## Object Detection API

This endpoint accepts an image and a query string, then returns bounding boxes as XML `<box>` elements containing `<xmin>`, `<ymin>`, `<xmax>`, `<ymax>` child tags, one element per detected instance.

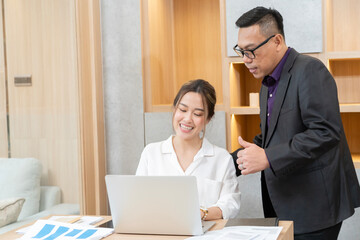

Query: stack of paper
<box><xmin>17</xmin><ymin>220</ymin><xmax>113</xmax><ymax>240</ymax></box>
<box><xmin>186</xmin><ymin>226</ymin><xmax>283</xmax><ymax>240</ymax></box>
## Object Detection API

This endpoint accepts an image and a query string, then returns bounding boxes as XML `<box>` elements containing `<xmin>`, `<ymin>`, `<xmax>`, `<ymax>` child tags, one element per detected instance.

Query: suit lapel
<box><xmin>265</xmin><ymin>72</ymin><xmax>291</xmax><ymax>147</ymax></box>
<box><xmin>260</xmin><ymin>85</ymin><xmax>268</xmax><ymax>148</ymax></box>
<box><xmin>264</xmin><ymin>49</ymin><xmax>299</xmax><ymax>147</ymax></box>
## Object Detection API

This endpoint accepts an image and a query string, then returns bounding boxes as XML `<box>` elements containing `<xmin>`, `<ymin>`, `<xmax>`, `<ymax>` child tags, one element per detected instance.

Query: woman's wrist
<box><xmin>200</xmin><ymin>207</ymin><xmax>208</xmax><ymax>220</ymax></box>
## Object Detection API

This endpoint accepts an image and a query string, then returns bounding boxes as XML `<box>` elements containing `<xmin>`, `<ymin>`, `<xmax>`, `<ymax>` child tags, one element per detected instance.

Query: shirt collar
<box><xmin>199</xmin><ymin>138</ymin><xmax>215</xmax><ymax>157</ymax></box>
<box><xmin>161</xmin><ymin>136</ymin><xmax>174</xmax><ymax>154</ymax></box>
<box><xmin>262</xmin><ymin>47</ymin><xmax>291</xmax><ymax>87</ymax></box>
<box><xmin>161</xmin><ymin>135</ymin><xmax>214</xmax><ymax>157</ymax></box>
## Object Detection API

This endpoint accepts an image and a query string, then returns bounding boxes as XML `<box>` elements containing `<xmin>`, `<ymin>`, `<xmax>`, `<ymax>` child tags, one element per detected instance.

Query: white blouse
<box><xmin>136</xmin><ymin>136</ymin><xmax>241</xmax><ymax>219</ymax></box>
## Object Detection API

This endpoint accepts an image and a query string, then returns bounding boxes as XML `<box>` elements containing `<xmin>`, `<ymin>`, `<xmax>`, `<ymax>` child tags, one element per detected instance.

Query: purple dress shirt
<box><xmin>262</xmin><ymin>47</ymin><xmax>292</xmax><ymax>126</ymax></box>
<box><xmin>261</xmin><ymin>48</ymin><xmax>291</xmax><ymax>169</ymax></box>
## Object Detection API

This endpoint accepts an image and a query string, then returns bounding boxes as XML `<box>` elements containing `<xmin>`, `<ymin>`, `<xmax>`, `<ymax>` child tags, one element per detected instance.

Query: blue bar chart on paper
<box><xmin>18</xmin><ymin>220</ymin><xmax>113</xmax><ymax>240</ymax></box>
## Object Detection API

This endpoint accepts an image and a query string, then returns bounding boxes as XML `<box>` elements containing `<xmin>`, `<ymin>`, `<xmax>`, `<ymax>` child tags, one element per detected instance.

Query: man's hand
<box><xmin>236</xmin><ymin>136</ymin><xmax>269</xmax><ymax>175</ymax></box>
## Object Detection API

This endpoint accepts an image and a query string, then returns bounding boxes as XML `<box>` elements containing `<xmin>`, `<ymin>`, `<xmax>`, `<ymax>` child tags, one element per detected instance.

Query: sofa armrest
<box><xmin>45</xmin><ymin>203</ymin><xmax>80</xmax><ymax>215</ymax></box>
<box><xmin>39</xmin><ymin>186</ymin><xmax>61</xmax><ymax>211</ymax></box>
<box><xmin>0</xmin><ymin>203</ymin><xmax>80</xmax><ymax>235</ymax></box>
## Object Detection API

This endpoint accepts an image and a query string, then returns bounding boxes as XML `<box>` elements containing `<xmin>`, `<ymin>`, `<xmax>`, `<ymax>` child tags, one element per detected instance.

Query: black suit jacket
<box><xmin>234</xmin><ymin>49</ymin><xmax>360</xmax><ymax>234</ymax></box>
<box><xmin>231</xmin><ymin>148</ymin><xmax>243</xmax><ymax>177</ymax></box>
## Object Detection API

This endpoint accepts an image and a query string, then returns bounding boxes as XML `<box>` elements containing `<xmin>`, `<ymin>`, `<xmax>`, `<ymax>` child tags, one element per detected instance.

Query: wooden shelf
<box><xmin>340</xmin><ymin>104</ymin><xmax>360</xmax><ymax>113</ymax></box>
<box><xmin>230</xmin><ymin>107</ymin><xmax>260</xmax><ymax>115</ymax></box>
<box><xmin>326</xmin><ymin>52</ymin><xmax>360</xmax><ymax>60</ymax></box>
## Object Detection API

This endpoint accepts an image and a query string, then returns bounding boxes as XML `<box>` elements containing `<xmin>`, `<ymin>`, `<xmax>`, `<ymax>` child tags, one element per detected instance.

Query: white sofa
<box><xmin>0</xmin><ymin>158</ymin><xmax>79</xmax><ymax>234</ymax></box>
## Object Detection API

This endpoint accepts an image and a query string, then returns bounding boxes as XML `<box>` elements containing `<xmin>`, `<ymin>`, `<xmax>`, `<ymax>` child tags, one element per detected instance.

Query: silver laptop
<box><xmin>105</xmin><ymin>175</ymin><xmax>215</xmax><ymax>236</ymax></box>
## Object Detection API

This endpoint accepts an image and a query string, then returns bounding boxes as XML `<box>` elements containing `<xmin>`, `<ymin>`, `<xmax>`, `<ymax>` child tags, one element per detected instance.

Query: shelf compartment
<box><xmin>230</xmin><ymin>114</ymin><xmax>260</xmax><ymax>152</ymax></box>
<box><xmin>229</xmin><ymin>62</ymin><xmax>262</xmax><ymax>108</ymax></box>
<box><xmin>328</xmin><ymin>58</ymin><xmax>360</xmax><ymax>104</ymax></box>
<box><xmin>353</xmin><ymin>154</ymin><xmax>360</xmax><ymax>169</ymax></box>
<box><xmin>341</xmin><ymin>113</ymin><xmax>360</xmax><ymax>168</ymax></box>
<box><xmin>142</xmin><ymin>0</ymin><xmax>222</xmax><ymax>111</ymax></box>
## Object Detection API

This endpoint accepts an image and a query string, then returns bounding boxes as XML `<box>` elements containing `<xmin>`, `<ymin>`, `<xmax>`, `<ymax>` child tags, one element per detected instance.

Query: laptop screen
<box><xmin>105</xmin><ymin>175</ymin><xmax>208</xmax><ymax>236</ymax></box>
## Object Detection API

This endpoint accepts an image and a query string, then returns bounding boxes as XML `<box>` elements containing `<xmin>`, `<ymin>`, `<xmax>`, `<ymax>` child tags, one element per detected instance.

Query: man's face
<box><xmin>237</xmin><ymin>25</ymin><xmax>278</xmax><ymax>79</ymax></box>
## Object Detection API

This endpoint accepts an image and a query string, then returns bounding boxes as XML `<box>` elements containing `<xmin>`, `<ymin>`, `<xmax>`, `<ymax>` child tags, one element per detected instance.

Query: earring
<box><xmin>199</xmin><ymin>130</ymin><xmax>204</xmax><ymax>139</ymax></box>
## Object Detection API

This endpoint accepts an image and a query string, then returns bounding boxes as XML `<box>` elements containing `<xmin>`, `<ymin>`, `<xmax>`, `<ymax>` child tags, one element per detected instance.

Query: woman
<box><xmin>136</xmin><ymin>79</ymin><xmax>240</xmax><ymax>220</ymax></box>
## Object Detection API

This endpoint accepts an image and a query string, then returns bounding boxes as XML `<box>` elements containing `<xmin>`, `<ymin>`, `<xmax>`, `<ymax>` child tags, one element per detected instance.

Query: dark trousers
<box><xmin>261</xmin><ymin>172</ymin><xmax>343</xmax><ymax>240</ymax></box>
<box><xmin>261</xmin><ymin>171</ymin><xmax>277</xmax><ymax>218</ymax></box>
<box><xmin>294</xmin><ymin>222</ymin><xmax>342</xmax><ymax>240</ymax></box>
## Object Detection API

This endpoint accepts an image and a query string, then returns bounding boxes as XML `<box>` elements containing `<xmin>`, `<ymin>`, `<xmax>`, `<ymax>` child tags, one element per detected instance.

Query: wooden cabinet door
<box><xmin>4</xmin><ymin>0</ymin><xmax>80</xmax><ymax>203</ymax></box>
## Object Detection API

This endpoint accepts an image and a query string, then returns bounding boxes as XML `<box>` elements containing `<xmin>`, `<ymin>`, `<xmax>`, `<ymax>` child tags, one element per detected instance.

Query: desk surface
<box><xmin>104</xmin><ymin>219</ymin><xmax>293</xmax><ymax>240</ymax></box>
<box><xmin>0</xmin><ymin>216</ymin><xmax>293</xmax><ymax>240</ymax></box>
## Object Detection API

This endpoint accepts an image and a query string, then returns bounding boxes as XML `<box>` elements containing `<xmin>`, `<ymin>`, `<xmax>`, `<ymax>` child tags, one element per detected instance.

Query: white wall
<box><xmin>101</xmin><ymin>0</ymin><xmax>144</xmax><ymax>175</ymax></box>
<box><xmin>226</xmin><ymin>0</ymin><xmax>323</xmax><ymax>56</ymax></box>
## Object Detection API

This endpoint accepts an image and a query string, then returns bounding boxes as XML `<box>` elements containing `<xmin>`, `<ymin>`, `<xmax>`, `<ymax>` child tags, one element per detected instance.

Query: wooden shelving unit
<box><xmin>141</xmin><ymin>0</ymin><xmax>360</xmax><ymax>168</ymax></box>
<box><xmin>324</xmin><ymin>0</ymin><xmax>360</xmax><ymax>168</ymax></box>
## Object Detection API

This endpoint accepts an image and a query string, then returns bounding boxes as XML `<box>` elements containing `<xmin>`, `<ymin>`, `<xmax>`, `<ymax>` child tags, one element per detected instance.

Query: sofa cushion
<box><xmin>0</xmin><ymin>158</ymin><xmax>42</xmax><ymax>220</ymax></box>
<box><xmin>0</xmin><ymin>197</ymin><xmax>25</xmax><ymax>227</ymax></box>
<box><xmin>40</xmin><ymin>186</ymin><xmax>61</xmax><ymax>211</ymax></box>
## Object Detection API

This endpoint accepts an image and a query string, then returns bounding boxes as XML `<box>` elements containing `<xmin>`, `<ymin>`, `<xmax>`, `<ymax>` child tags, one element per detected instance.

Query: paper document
<box><xmin>16</xmin><ymin>216</ymin><xmax>105</xmax><ymax>235</ymax></box>
<box><xmin>47</xmin><ymin>216</ymin><xmax>82</xmax><ymax>224</ymax></box>
<box><xmin>48</xmin><ymin>216</ymin><xmax>104</xmax><ymax>226</ymax></box>
<box><xmin>186</xmin><ymin>225</ymin><xmax>283</xmax><ymax>240</ymax></box>
<box><xmin>17</xmin><ymin>220</ymin><xmax>113</xmax><ymax>240</ymax></box>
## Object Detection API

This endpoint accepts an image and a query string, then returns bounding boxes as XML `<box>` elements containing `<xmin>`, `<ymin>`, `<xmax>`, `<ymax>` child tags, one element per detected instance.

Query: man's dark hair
<box><xmin>235</xmin><ymin>6</ymin><xmax>285</xmax><ymax>39</ymax></box>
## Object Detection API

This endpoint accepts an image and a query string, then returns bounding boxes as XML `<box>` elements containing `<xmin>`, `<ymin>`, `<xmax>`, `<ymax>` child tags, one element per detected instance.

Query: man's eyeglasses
<box><xmin>233</xmin><ymin>35</ymin><xmax>275</xmax><ymax>59</ymax></box>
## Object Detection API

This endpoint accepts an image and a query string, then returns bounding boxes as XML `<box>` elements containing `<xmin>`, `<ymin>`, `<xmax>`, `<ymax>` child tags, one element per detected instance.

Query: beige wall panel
<box><xmin>0</xmin><ymin>2</ymin><xmax>8</xmax><ymax>157</ymax></box>
<box><xmin>328</xmin><ymin>0</ymin><xmax>360</xmax><ymax>51</ymax></box>
<box><xmin>229</xmin><ymin>63</ymin><xmax>241</xmax><ymax>107</ymax></box>
<box><xmin>4</xmin><ymin>0</ymin><xmax>79</xmax><ymax>203</ymax></box>
<box><xmin>76</xmin><ymin>0</ymin><xmax>107</xmax><ymax>215</ymax></box>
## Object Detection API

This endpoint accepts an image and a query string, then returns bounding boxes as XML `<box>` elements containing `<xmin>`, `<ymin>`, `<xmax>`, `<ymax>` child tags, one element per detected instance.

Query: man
<box><xmin>232</xmin><ymin>6</ymin><xmax>360</xmax><ymax>239</ymax></box>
